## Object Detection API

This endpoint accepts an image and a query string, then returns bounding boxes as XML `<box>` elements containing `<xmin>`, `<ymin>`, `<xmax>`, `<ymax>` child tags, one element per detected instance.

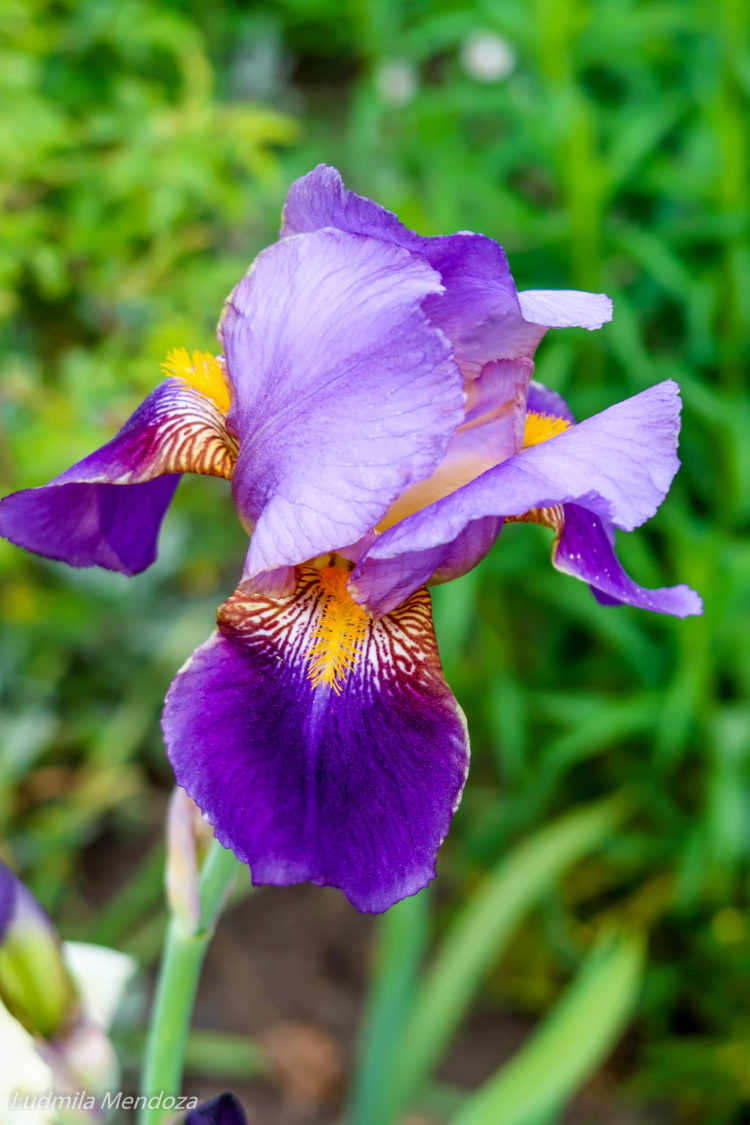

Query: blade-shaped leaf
<box><xmin>451</xmin><ymin>929</ymin><xmax>644</xmax><ymax>1125</ymax></box>
<box><xmin>381</xmin><ymin>798</ymin><xmax>627</xmax><ymax>1121</ymax></box>
<box><xmin>350</xmin><ymin>888</ymin><xmax>430</xmax><ymax>1125</ymax></box>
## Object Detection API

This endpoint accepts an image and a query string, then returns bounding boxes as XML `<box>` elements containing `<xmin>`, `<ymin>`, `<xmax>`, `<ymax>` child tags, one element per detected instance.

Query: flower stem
<box><xmin>138</xmin><ymin>838</ymin><xmax>239</xmax><ymax>1125</ymax></box>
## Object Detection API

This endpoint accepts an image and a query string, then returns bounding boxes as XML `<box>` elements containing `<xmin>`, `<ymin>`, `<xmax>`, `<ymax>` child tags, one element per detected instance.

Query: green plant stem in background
<box><xmin>138</xmin><ymin>839</ymin><xmax>239</xmax><ymax>1125</ymax></box>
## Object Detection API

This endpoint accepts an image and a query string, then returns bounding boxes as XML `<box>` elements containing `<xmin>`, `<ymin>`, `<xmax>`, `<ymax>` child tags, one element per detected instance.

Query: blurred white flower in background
<box><xmin>460</xmin><ymin>31</ymin><xmax>516</xmax><ymax>82</ymax></box>
<box><xmin>62</xmin><ymin>944</ymin><xmax>135</xmax><ymax>1035</ymax></box>
<box><xmin>0</xmin><ymin>943</ymin><xmax>135</xmax><ymax>1125</ymax></box>
<box><xmin>374</xmin><ymin>59</ymin><xmax>418</xmax><ymax>106</ymax></box>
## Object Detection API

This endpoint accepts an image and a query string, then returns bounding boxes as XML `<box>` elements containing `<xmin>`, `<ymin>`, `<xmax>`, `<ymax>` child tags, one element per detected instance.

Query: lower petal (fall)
<box><xmin>0</xmin><ymin>380</ymin><xmax>236</xmax><ymax>574</ymax></box>
<box><xmin>162</xmin><ymin>568</ymin><xmax>470</xmax><ymax>914</ymax></box>
<box><xmin>553</xmin><ymin>504</ymin><xmax>702</xmax><ymax>617</ymax></box>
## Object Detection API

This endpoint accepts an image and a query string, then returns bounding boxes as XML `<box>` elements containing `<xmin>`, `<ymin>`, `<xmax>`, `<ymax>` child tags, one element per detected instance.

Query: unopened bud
<box><xmin>166</xmin><ymin>787</ymin><xmax>215</xmax><ymax>931</ymax></box>
<box><xmin>0</xmin><ymin>861</ymin><xmax>79</xmax><ymax>1039</ymax></box>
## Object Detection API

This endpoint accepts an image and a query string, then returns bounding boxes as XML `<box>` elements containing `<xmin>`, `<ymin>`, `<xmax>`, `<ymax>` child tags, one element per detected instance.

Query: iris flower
<box><xmin>0</xmin><ymin>166</ymin><xmax>702</xmax><ymax>912</ymax></box>
<box><xmin>186</xmin><ymin>1093</ymin><xmax>247</xmax><ymax>1125</ymax></box>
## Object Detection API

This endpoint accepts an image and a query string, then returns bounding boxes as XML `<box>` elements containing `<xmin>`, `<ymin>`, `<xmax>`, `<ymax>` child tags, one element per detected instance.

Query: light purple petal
<box><xmin>375</xmin><ymin>358</ymin><xmax>532</xmax><ymax>537</ymax></box>
<box><xmin>352</xmin><ymin>380</ymin><xmax>684</xmax><ymax>615</ymax></box>
<box><xmin>282</xmin><ymin>163</ymin><xmax>423</xmax><ymax>247</ymax></box>
<box><xmin>464</xmin><ymin>358</ymin><xmax>533</xmax><ymax>430</ymax></box>
<box><xmin>417</xmin><ymin>237</ymin><xmax>526</xmax><ymax>379</ymax></box>
<box><xmin>281</xmin><ymin>165</ymin><xmax>525</xmax><ymax>379</ymax></box>
<box><xmin>527</xmin><ymin>379</ymin><xmax>576</xmax><ymax>423</ymax></box>
<box><xmin>518</xmin><ymin>290</ymin><xmax>613</xmax><ymax>330</ymax></box>
<box><xmin>163</xmin><ymin>568</ymin><xmax>469</xmax><ymax>914</ymax></box>
<box><xmin>554</xmin><ymin>504</ymin><xmax>703</xmax><ymax>617</ymax></box>
<box><xmin>282</xmin><ymin>166</ymin><xmax>611</xmax><ymax>380</ymax></box>
<box><xmin>222</xmin><ymin>228</ymin><xmax>464</xmax><ymax>577</ymax></box>
<box><xmin>0</xmin><ymin>380</ymin><xmax>235</xmax><ymax>574</ymax></box>
<box><xmin>352</xmin><ymin>517</ymin><xmax>502</xmax><ymax>619</ymax></box>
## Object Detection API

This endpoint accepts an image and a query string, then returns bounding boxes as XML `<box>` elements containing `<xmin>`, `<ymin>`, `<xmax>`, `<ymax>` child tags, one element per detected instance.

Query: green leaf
<box><xmin>350</xmin><ymin>888</ymin><xmax>430</xmax><ymax>1125</ymax></box>
<box><xmin>379</xmin><ymin>799</ymin><xmax>627</xmax><ymax>1123</ymax></box>
<box><xmin>183</xmin><ymin>1029</ymin><xmax>266</xmax><ymax>1080</ymax></box>
<box><xmin>451</xmin><ymin>930</ymin><xmax>644</xmax><ymax>1125</ymax></box>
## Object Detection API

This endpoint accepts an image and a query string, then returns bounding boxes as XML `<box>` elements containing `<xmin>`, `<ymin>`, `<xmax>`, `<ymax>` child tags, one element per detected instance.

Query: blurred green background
<box><xmin>1</xmin><ymin>0</ymin><xmax>748</xmax><ymax>1122</ymax></box>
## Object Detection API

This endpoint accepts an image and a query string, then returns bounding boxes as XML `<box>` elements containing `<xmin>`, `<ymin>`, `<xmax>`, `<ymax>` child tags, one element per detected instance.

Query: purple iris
<box><xmin>0</xmin><ymin>166</ymin><xmax>702</xmax><ymax>913</ymax></box>
<box><xmin>185</xmin><ymin>1093</ymin><xmax>247</xmax><ymax>1125</ymax></box>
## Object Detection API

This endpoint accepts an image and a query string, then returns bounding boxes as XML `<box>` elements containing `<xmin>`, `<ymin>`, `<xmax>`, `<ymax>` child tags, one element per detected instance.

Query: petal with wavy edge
<box><xmin>0</xmin><ymin>380</ymin><xmax>236</xmax><ymax>575</ymax></box>
<box><xmin>554</xmin><ymin>504</ymin><xmax>702</xmax><ymax>617</ymax></box>
<box><xmin>223</xmin><ymin>229</ymin><xmax>464</xmax><ymax>577</ymax></box>
<box><xmin>282</xmin><ymin>164</ymin><xmax>524</xmax><ymax>381</ymax></box>
<box><xmin>518</xmin><ymin>289</ymin><xmax>613</xmax><ymax>330</ymax></box>
<box><xmin>281</xmin><ymin>165</ymin><xmax>612</xmax><ymax>380</ymax></box>
<box><xmin>163</xmin><ymin>568</ymin><xmax>469</xmax><ymax>914</ymax></box>
<box><xmin>351</xmin><ymin>381</ymin><xmax>685</xmax><ymax>615</ymax></box>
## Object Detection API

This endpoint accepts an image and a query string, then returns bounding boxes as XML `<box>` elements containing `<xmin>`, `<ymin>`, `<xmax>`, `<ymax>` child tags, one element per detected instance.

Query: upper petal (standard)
<box><xmin>222</xmin><ymin>228</ymin><xmax>464</xmax><ymax>577</ymax></box>
<box><xmin>518</xmin><ymin>289</ymin><xmax>613</xmax><ymax>331</ymax></box>
<box><xmin>281</xmin><ymin>165</ymin><xmax>612</xmax><ymax>380</ymax></box>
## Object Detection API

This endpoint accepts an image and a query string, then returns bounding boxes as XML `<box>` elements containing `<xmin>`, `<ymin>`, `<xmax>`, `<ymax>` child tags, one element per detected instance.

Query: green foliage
<box><xmin>452</xmin><ymin>929</ymin><xmax>644</xmax><ymax>1125</ymax></box>
<box><xmin>1</xmin><ymin>0</ymin><xmax>749</xmax><ymax>1122</ymax></box>
<box><xmin>351</xmin><ymin>801</ymin><xmax>627</xmax><ymax>1125</ymax></box>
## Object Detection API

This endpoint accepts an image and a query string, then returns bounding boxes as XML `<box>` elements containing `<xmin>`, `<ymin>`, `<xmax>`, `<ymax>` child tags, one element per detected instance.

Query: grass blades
<box><xmin>451</xmin><ymin>929</ymin><xmax>644</xmax><ymax>1125</ymax></box>
<box><xmin>352</xmin><ymin>798</ymin><xmax>627</xmax><ymax>1124</ymax></box>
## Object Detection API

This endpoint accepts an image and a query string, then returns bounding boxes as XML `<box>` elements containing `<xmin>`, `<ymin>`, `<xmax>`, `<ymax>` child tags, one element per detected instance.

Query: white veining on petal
<box><xmin>112</xmin><ymin>381</ymin><xmax>237</xmax><ymax>483</ymax></box>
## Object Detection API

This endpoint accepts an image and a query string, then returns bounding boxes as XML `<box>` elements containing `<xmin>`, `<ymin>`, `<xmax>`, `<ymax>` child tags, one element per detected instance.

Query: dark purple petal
<box><xmin>554</xmin><ymin>504</ymin><xmax>702</xmax><ymax>617</ymax></box>
<box><xmin>282</xmin><ymin>166</ymin><xmax>612</xmax><ymax>380</ymax></box>
<box><xmin>0</xmin><ymin>862</ymin><xmax>17</xmax><ymax>943</ymax></box>
<box><xmin>222</xmin><ymin>229</ymin><xmax>464</xmax><ymax>577</ymax></box>
<box><xmin>163</xmin><ymin>568</ymin><xmax>469</xmax><ymax>914</ymax></box>
<box><xmin>0</xmin><ymin>476</ymin><xmax>179</xmax><ymax>575</ymax></box>
<box><xmin>186</xmin><ymin>1094</ymin><xmax>247</xmax><ymax>1125</ymax></box>
<box><xmin>0</xmin><ymin>380</ymin><xmax>236</xmax><ymax>574</ymax></box>
<box><xmin>352</xmin><ymin>381</ymin><xmax>685</xmax><ymax>615</ymax></box>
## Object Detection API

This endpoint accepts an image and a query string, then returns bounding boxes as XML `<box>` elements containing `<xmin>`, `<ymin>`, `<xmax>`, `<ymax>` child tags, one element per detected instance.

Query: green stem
<box><xmin>138</xmin><ymin>839</ymin><xmax>239</xmax><ymax>1125</ymax></box>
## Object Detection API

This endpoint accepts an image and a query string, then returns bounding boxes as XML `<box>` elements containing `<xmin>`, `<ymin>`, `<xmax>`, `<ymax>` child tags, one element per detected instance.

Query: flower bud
<box><xmin>0</xmin><ymin>861</ymin><xmax>79</xmax><ymax>1039</ymax></box>
<box><xmin>166</xmin><ymin>787</ymin><xmax>215</xmax><ymax>932</ymax></box>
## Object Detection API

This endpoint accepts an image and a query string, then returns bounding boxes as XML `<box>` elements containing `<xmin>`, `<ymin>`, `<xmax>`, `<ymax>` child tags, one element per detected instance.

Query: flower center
<box><xmin>522</xmin><ymin>410</ymin><xmax>571</xmax><ymax>447</ymax></box>
<box><xmin>307</xmin><ymin>567</ymin><xmax>369</xmax><ymax>694</ymax></box>
<box><xmin>162</xmin><ymin>348</ymin><xmax>231</xmax><ymax>414</ymax></box>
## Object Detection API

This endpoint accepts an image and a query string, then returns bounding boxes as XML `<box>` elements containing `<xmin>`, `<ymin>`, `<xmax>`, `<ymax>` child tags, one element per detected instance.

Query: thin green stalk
<box><xmin>138</xmin><ymin>839</ymin><xmax>239</xmax><ymax>1125</ymax></box>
